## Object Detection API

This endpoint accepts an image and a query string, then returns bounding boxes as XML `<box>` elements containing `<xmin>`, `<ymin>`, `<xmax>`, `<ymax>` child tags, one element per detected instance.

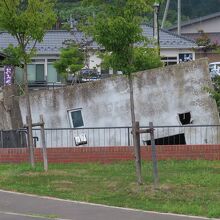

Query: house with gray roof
<box><xmin>0</xmin><ymin>25</ymin><xmax>198</xmax><ymax>86</ymax></box>
<box><xmin>141</xmin><ymin>25</ymin><xmax>197</xmax><ymax>65</ymax></box>
<box><xmin>168</xmin><ymin>12</ymin><xmax>220</xmax><ymax>39</ymax></box>
<box><xmin>168</xmin><ymin>12</ymin><xmax>220</xmax><ymax>62</ymax></box>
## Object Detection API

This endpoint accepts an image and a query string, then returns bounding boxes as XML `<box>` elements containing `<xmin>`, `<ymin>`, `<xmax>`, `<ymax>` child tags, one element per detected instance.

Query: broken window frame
<box><xmin>67</xmin><ymin>108</ymin><xmax>84</xmax><ymax>128</ymax></box>
<box><xmin>177</xmin><ymin>111</ymin><xmax>193</xmax><ymax>125</ymax></box>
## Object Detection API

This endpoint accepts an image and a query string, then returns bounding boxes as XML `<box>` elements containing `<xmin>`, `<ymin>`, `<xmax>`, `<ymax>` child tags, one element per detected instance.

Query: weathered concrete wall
<box><xmin>134</xmin><ymin>59</ymin><xmax>217</xmax><ymax>125</ymax></box>
<box><xmin>0</xmin><ymin>85</ymin><xmax>26</xmax><ymax>148</ymax></box>
<box><xmin>19</xmin><ymin>58</ymin><xmax>220</xmax><ymax>144</ymax></box>
<box><xmin>2</xmin><ymin>85</ymin><xmax>23</xmax><ymax>129</ymax></box>
<box><xmin>0</xmin><ymin>93</ymin><xmax>12</xmax><ymax>130</ymax></box>
<box><xmin>0</xmin><ymin>85</ymin><xmax>23</xmax><ymax>130</ymax></box>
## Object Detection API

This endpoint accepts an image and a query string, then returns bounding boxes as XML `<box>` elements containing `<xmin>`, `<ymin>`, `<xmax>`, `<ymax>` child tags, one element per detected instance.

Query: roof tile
<box><xmin>0</xmin><ymin>25</ymin><xmax>197</xmax><ymax>54</ymax></box>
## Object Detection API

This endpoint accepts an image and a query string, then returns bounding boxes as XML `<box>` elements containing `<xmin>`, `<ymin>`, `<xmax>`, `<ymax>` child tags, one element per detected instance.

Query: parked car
<box><xmin>80</xmin><ymin>68</ymin><xmax>100</xmax><ymax>82</ymax></box>
<box><xmin>66</xmin><ymin>69</ymin><xmax>101</xmax><ymax>84</ymax></box>
<box><xmin>209</xmin><ymin>62</ymin><xmax>220</xmax><ymax>78</ymax></box>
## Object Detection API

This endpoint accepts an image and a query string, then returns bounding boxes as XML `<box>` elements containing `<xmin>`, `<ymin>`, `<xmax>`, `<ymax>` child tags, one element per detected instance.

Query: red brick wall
<box><xmin>0</xmin><ymin>145</ymin><xmax>220</xmax><ymax>164</ymax></box>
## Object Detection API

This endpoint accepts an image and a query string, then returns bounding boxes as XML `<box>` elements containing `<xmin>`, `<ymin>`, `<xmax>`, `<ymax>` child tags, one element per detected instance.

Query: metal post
<box><xmin>0</xmin><ymin>130</ymin><xmax>3</xmax><ymax>148</ymax></box>
<box><xmin>128</xmin><ymin>127</ymin><xmax>131</xmax><ymax>146</ymax></box>
<box><xmin>135</xmin><ymin>121</ymin><xmax>142</xmax><ymax>172</ymax></box>
<box><xmin>26</xmin><ymin>116</ymin><xmax>34</xmax><ymax>165</ymax></box>
<box><xmin>153</xmin><ymin>2</ymin><xmax>160</xmax><ymax>55</ymax></box>
<box><xmin>177</xmin><ymin>0</ymin><xmax>181</xmax><ymax>35</ymax></box>
<box><xmin>149</xmin><ymin>122</ymin><xmax>159</xmax><ymax>189</ymax></box>
<box><xmin>161</xmin><ymin>0</ymin><xmax>170</xmax><ymax>29</ymax></box>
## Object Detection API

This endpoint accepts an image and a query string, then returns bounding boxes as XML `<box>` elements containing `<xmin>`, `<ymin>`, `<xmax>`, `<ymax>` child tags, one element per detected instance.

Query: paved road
<box><xmin>0</xmin><ymin>189</ymin><xmax>218</xmax><ymax>220</ymax></box>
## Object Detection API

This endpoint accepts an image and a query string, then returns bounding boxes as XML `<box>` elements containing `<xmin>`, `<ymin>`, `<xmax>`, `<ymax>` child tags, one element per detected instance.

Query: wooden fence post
<box><xmin>149</xmin><ymin>122</ymin><xmax>159</xmax><ymax>189</ymax></box>
<box><xmin>135</xmin><ymin>121</ymin><xmax>142</xmax><ymax>174</ymax></box>
<box><xmin>40</xmin><ymin>115</ymin><xmax>48</xmax><ymax>172</ymax></box>
<box><xmin>26</xmin><ymin>116</ymin><xmax>35</xmax><ymax>167</ymax></box>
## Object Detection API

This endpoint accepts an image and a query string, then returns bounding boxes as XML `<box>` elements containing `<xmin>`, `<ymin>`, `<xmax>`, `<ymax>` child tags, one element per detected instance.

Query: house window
<box><xmin>36</xmin><ymin>64</ymin><xmax>45</xmax><ymax>81</ymax></box>
<box><xmin>27</xmin><ymin>64</ymin><xmax>45</xmax><ymax>82</ymax></box>
<box><xmin>47</xmin><ymin>63</ymin><xmax>61</xmax><ymax>83</ymax></box>
<box><xmin>15</xmin><ymin>67</ymin><xmax>23</xmax><ymax>83</ymax></box>
<box><xmin>68</xmin><ymin>109</ymin><xmax>84</xmax><ymax>128</ymax></box>
<box><xmin>179</xmin><ymin>53</ymin><xmax>193</xmax><ymax>63</ymax></box>
<box><xmin>161</xmin><ymin>57</ymin><xmax>177</xmax><ymax>66</ymax></box>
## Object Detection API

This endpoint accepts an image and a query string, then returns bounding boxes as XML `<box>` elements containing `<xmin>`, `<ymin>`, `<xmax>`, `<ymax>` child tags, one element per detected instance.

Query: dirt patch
<box><xmin>52</xmin><ymin>180</ymin><xmax>75</xmax><ymax>192</ymax></box>
<box><xmin>21</xmin><ymin>170</ymin><xmax>70</xmax><ymax>177</ymax></box>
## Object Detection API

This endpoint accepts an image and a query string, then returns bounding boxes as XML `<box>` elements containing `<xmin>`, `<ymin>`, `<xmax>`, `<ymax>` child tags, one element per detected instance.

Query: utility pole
<box><xmin>153</xmin><ymin>2</ymin><xmax>160</xmax><ymax>56</ymax></box>
<box><xmin>161</xmin><ymin>0</ymin><xmax>170</xmax><ymax>29</ymax></box>
<box><xmin>177</xmin><ymin>0</ymin><xmax>181</xmax><ymax>35</ymax></box>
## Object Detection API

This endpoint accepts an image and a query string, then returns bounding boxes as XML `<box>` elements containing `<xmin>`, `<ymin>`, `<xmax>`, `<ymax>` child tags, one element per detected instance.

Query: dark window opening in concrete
<box><xmin>144</xmin><ymin>133</ymin><xmax>186</xmax><ymax>145</ymax></box>
<box><xmin>178</xmin><ymin>112</ymin><xmax>192</xmax><ymax>125</ymax></box>
<box><xmin>68</xmin><ymin>109</ymin><xmax>84</xmax><ymax>128</ymax></box>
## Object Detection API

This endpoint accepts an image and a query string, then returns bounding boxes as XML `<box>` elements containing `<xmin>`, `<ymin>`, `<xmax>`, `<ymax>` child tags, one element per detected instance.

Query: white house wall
<box><xmin>88</xmin><ymin>49</ymin><xmax>196</xmax><ymax>72</ymax></box>
<box><xmin>19</xmin><ymin>58</ymin><xmax>219</xmax><ymax>146</ymax></box>
<box><xmin>160</xmin><ymin>49</ymin><xmax>195</xmax><ymax>62</ymax></box>
<box><xmin>26</xmin><ymin>48</ymin><xmax>195</xmax><ymax>80</ymax></box>
<box><xmin>88</xmin><ymin>52</ymin><xmax>102</xmax><ymax>73</ymax></box>
<box><xmin>179</xmin><ymin>17</ymin><xmax>220</xmax><ymax>34</ymax></box>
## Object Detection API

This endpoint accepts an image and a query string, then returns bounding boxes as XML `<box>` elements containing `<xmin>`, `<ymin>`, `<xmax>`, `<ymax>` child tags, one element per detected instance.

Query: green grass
<box><xmin>0</xmin><ymin>160</ymin><xmax>219</xmax><ymax>218</ymax></box>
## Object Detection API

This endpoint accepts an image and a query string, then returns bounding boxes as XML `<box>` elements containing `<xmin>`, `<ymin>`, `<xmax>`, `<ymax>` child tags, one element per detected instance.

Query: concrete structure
<box><xmin>0</xmin><ymin>25</ymin><xmax>198</xmax><ymax>86</ymax></box>
<box><xmin>0</xmin><ymin>85</ymin><xmax>23</xmax><ymax>130</ymax></box>
<box><xmin>18</xmin><ymin>58</ymin><xmax>219</xmax><ymax>145</ymax></box>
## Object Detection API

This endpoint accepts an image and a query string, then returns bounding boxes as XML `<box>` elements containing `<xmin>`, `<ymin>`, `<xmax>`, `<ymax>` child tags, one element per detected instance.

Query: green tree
<box><xmin>83</xmin><ymin>0</ymin><xmax>162</xmax><ymax>184</ymax></box>
<box><xmin>56</xmin><ymin>1</ymin><xmax>99</xmax><ymax>22</ymax></box>
<box><xmin>54</xmin><ymin>0</ymin><xmax>220</xmax><ymax>29</ymax></box>
<box><xmin>196</xmin><ymin>30</ymin><xmax>219</xmax><ymax>53</ymax></box>
<box><xmin>206</xmin><ymin>76</ymin><xmax>220</xmax><ymax>113</ymax></box>
<box><xmin>0</xmin><ymin>0</ymin><xmax>57</xmax><ymax>168</ymax></box>
<box><xmin>1</xmin><ymin>45</ymin><xmax>21</xmax><ymax>67</ymax></box>
<box><xmin>0</xmin><ymin>45</ymin><xmax>23</xmax><ymax>84</ymax></box>
<box><xmin>54</xmin><ymin>44</ymin><xmax>84</xmax><ymax>81</ymax></box>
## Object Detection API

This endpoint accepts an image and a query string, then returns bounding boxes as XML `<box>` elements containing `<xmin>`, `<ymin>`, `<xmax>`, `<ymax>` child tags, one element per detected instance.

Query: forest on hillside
<box><xmin>165</xmin><ymin>0</ymin><xmax>220</xmax><ymax>26</ymax></box>
<box><xmin>55</xmin><ymin>0</ymin><xmax>220</xmax><ymax>28</ymax></box>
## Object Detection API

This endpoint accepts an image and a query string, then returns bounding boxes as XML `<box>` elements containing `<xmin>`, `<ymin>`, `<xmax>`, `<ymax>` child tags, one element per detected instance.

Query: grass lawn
<box><xmin>0</xmin><ymin>160</ymin><xmax>219</xmax><ymax>218</ymax></box>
